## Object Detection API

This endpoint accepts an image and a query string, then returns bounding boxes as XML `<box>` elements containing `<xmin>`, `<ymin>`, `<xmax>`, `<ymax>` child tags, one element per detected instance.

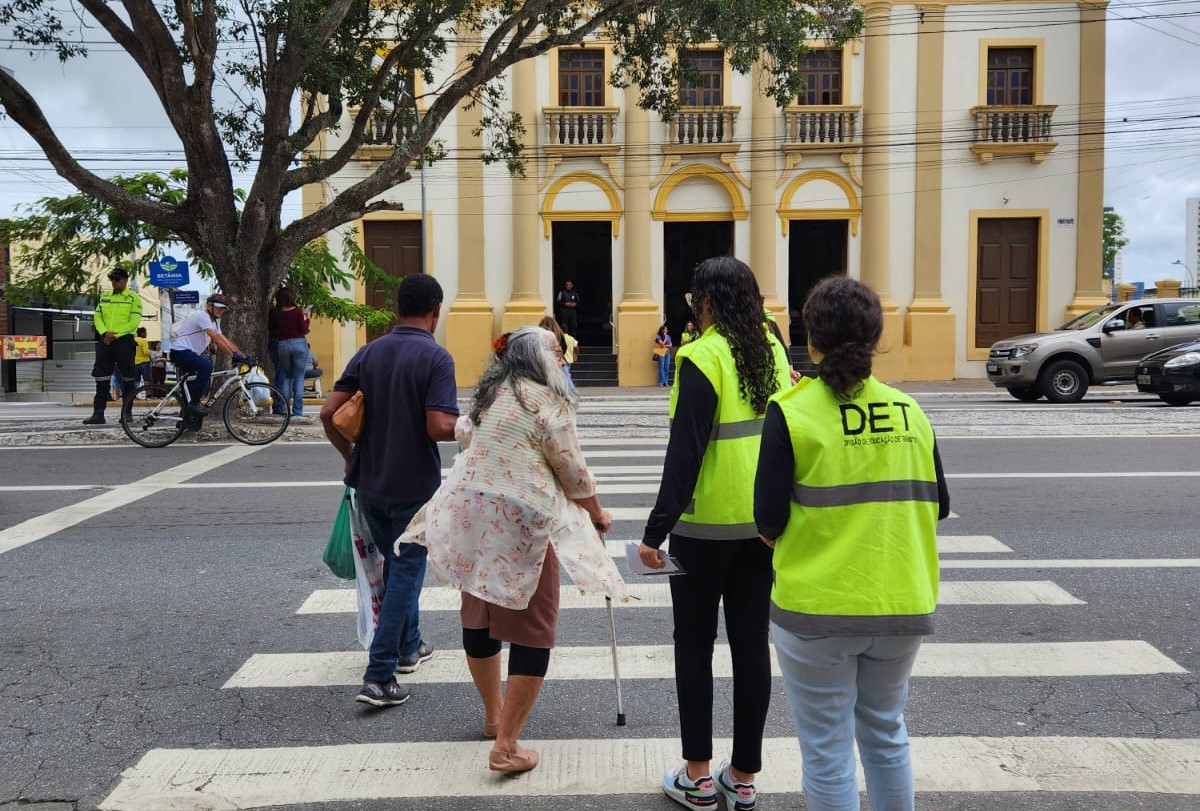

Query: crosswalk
<box><xmin>99</xmin><ymin>425</ymin><xmax>1200</xmax><ymax>809</ymax></box>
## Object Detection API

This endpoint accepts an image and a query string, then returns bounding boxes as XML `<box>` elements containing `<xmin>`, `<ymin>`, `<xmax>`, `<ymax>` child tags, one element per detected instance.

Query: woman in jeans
<box><xmin>268</xmin><ymin>287</ymin><xmax>309</xmax><ymax>416</ymax></box>
<box><xmin>638</xmin><ymin>257</ymin><xmax>791</xmax><ymax>811</ymax></box>
<box><xmin>400</xmin><ymin>326</ymin><xmax>628</xmax><ymax>773</ymax></box>
<box><xmin>654</xmin><ymin>324</ymin><xmax>673</xmax><ymax>386</ymax></box>
<box><xmin>755</xmin><ymin>277</ymin><xmax>950</xmax><ymax>811</ymax></box>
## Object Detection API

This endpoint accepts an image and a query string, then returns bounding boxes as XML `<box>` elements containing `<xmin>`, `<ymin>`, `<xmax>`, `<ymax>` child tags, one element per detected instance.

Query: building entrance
<box><xmin>552</xmin><ymin>221</ymin><xmax>613</xmax><ymax>346</ymax></box>
<box><xmin>975</xmin><ymin>217</ymin><xmax>1038</xmax><ymax>347</ymax></box>
<box><xmin>362</xmin><ymin>220</ymin><xmax>423</xmax><ymax>342</ymax></box>
<box><xmin>663</xmin><ymin>221</ymin><xmax>733</xmax><ymax>341</ymax></box>
<box><xmin>787</xmin><ymin>220</ymin><xmax>848</xmax><ymax>347</ymax></box>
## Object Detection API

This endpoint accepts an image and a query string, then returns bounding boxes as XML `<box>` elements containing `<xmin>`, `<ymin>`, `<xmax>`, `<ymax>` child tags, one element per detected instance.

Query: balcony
<box><xmin>663</xmin><ymin>106</ymin><xmax>740</xmax><ymax>154</ymax></box>
<box><xmin>969</xmin><ymin>104</ymin><xmax>1058</xmax><ymax>164</ymax></box>
<box><xmin>782</xmin><ymin>105</ymin><xmax>862</xmax><ymax>151</ymax></box>
<box><xmin>347</xmin><ymin>107</ymin><xmax>418</xmax><ymax>162</ymax></box>
<box><xmin>543</xmin><ymin>107</ymin><xmax>620</xmax><ymax>157</ymax></box>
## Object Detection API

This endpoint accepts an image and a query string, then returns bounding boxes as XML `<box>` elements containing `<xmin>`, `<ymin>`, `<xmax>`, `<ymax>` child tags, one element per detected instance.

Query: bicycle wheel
<box><xmin>223</xmin><ymin>382</ymin><xmax>290</xmax><ymax>444</ymax></box>
<box><xmin>121</xmin><ymin>384</ymin><xmax>187</xmax><ymax>448</ymax></box>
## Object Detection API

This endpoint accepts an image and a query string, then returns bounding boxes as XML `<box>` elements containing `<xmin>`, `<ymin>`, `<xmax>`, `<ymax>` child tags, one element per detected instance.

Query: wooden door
<box><xmin>976</xmin><ymin>218</ymin><xmax>1038</xmax><ymax>347</ymax></box>
<box><xmin>363</xmin><ymin>220</ymin><xmax>423</xmax><ymax>342</ymax></box>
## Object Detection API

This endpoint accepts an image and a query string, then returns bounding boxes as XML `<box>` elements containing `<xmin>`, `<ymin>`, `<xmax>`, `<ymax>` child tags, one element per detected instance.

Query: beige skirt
<box><xmin>460</xmin><ymin>546</ymin><xmax>560</xmax><ymax>649</ymax></box>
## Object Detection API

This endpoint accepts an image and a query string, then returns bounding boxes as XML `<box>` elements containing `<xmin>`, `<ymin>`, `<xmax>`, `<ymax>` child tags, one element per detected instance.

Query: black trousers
<box><xmin>559</xmin><ymin>307</ymin><xmax>578</xmax><ymax>336</ymax></box>
<box><xmin>90</xmin><ymin>334</ymin><xmax>136</xmax><ymax>414</ymax></box>
<box><xmin>668</xmin><ymin>535</ymin><xmax>774</xmax><ymax>774</ymax></box>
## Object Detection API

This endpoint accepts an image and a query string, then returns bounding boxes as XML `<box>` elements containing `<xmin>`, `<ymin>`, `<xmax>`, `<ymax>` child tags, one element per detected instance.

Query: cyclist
<box><xmin>169</xmin><ymin>293</ymin><xmax>252</xmax><ymax>422</ymax></box>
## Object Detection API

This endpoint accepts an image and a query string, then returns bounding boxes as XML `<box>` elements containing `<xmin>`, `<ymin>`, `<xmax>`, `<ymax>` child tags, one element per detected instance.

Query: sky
<box><xmin>0</xmin><ymin>4</ymin><xmax>1199</xmax><ymax>290</ymax></box>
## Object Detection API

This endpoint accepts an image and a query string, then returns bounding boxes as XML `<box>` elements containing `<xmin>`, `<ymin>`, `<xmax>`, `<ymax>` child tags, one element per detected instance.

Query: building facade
<box><xmin>304</xmin><ymin>0</ymin><xmax>1109</xmax><ymax>387</ymax></box>
<box><xmin>1186</xmin><ymin>197</ymin><xmax>1200</xmax><ymax>289</ymax></box>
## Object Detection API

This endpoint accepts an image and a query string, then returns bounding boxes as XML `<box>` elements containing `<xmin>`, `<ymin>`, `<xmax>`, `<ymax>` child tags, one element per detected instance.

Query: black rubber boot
<box><xmin>83</xmin><ymin>382</ymin><xmax>107</xmax><ymax>425</ymax></box>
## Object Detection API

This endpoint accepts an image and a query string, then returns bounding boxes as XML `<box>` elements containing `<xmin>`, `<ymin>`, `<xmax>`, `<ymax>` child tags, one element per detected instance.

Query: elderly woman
<box><xmin>399</xmin><ymin>325</ymin><xmax>628</xmax><ymax>773</ymax></box>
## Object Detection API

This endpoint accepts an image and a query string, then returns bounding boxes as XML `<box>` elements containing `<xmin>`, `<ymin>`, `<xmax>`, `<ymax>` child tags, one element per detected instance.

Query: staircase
<box><xmin>789</xmin><ymin>345</ymin><xmax>819</xmax><ymax>379</ymax></box>
<box><xmin>570</xmin><ymin>345</ymin><xmax>618</xmax><ymax>387</ymax></box>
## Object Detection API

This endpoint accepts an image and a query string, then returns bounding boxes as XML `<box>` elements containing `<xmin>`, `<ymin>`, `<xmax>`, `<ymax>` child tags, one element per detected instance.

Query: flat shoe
<box><xmin>483</xmin><ymin>721</ymin><xmax>500</xmax><ymax>740</ymax></box>
<box><xmin>488</xmin><ymin>744</ymin><xmax>539</xmax><ymax>773</ymax></box>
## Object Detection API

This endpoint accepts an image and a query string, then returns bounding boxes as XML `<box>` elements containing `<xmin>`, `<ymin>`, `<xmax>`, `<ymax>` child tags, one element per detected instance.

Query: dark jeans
<box><xmin>359</xmin><ymin>494</ymin><xmax>428</xmax><ymax>684</ymax></box>
<box><xmin>90</xmin><ymin>335</ymin><xmax>136</xmax><ymax>414</ymax></box>
<box><xmin>560</xmin><ymin>307</ymin><xmax>578</xmax><ymax>336</ymax></box>
<box><xmin>669</xmin><ymin>535</ymin><xmax>774</xmax><ymax>774</ymax></box>
<box><xmin>169</xmin><ymin>349</ymin><xmax>213</xmax><ymax>408</ymax></box>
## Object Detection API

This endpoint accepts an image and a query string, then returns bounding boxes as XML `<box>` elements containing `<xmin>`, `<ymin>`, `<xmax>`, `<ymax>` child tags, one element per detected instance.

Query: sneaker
<box><xmin>395</xmin><ymin>640</ymin><xmax>434</xmax><ymax>674</ymax></box>
<box><xmin>82</xmin><ymin>415</ymin><xmax>106</xmax><ymax>425</ymax></box>
<box><xmin>663</xmin><ymin>764</ymin><xmax>718</xmax><ymax>809</ymax></box>
<box><xmin>190</xmin><ymin>403</ymin><xmax>211</xmax><ymax>417</ymax></box>
<box><xmin>354</xmin><ymin>679</ymin><xmax>410</xmax><ymax>707</ymax></box>
<box><xmin>716</xmin><ymin>761</ymin><xmax>757</xmax><ymax>811</ymax></box>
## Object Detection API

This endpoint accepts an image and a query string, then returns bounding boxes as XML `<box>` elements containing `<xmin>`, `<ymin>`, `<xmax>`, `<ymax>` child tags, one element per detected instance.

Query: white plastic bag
<box><xmin>348</xmin><ymin>489</ymin><xmax>387</xmax><ymax>650</ymax></box>
<box><xmin>244</xmin><ymin>365</ymin><xmax>272</xmax><ymax>406</ymax></box>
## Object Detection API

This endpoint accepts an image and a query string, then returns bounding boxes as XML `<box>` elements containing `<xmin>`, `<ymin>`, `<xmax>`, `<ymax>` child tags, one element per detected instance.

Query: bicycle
<box><xmin>120</xmin><ymin>361</ymin><xmax>291</xmax><ymax>448</ymax></box>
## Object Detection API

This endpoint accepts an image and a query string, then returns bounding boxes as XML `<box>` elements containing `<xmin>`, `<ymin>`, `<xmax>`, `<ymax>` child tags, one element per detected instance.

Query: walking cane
<box><xmin>605</xmin><ymin>595</ymin><xmax>627</xmax><ymax>726</ymax></box>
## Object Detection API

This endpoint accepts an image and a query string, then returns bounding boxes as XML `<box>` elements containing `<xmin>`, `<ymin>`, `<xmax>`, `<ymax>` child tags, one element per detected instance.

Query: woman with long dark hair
<box><xmin>755</xmin><ymin>276</ymin><xmax>950</xmax><ymax>811</ymax></box>
<box><xmin>638</xmin><ymin>256</ymin><xmax>791</xmax><ymax>811</ymax></box>
<box><xmin>400</xmin><ymin>326</ymin><xmax>628</xmax><ymax>773</ymax></box>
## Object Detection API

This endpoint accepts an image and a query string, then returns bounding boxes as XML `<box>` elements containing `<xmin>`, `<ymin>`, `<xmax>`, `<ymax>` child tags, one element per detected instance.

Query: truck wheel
<box><xmin>1159</xmin><ymin>393</ymin><xmax>1194</xmax><ymax>406</ymax></box>
<box><xmin>1039</xmin><ymin>359</ymin><xmax>1088</xmax><ymax>403</ymax></box>
<box><xmin>1006</xmin><ymin>386</ymin><xmax>1042</xmax><ymax>402</ymax></box>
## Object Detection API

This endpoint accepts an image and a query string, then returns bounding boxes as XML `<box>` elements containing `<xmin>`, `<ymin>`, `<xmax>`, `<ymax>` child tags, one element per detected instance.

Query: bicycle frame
<box><xmin>139</xmin><ymin>366</ymin><xmax>258</xmax><ymax>425</ymax></box>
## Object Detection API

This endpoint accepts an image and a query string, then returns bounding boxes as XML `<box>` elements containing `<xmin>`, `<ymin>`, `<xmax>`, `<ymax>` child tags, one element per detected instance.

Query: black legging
<box><xmin>668</xmin><ymin>535</ymin><xmax>774</xmax><ymax>774</ymax></box>
<box><xmin>462</xmin><ymin>627</ymin><xmax>550</xmax><ymax>678</ymax></box>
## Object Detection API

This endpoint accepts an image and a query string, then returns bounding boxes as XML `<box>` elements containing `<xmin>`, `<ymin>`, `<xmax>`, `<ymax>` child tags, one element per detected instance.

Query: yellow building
<box><xmin>306</xmin><ymin>0</ymin><xmax>1108</xmax><ymax>386</ymax></box>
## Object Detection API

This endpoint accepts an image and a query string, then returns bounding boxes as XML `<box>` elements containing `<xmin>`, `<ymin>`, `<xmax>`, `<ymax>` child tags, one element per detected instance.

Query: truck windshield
<box><xmin>1057</xmin><ymin>303</ymin><xmax>1120</xmax><ymax>331</ymax></box>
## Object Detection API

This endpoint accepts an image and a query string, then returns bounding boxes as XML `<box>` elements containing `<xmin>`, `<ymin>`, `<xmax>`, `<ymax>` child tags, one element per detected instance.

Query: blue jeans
<box><xmin>656</xmin><ymin>352</ymin><xmax>671</xmax><ymax>386</ymax></box>
<box><xmin>771</xmin><ymin>627</ymin><xmax>923</xmax><ymax>811</ymax></box>
<box><xmin>169</xmin><ymin>349</ymin><xmax>212</xmax><ymax>407</ymax></box>
<box><xmin>276</xmin><ymin>338</ymin><xmax>308</xmax><ymax>416</ymax></box>
<box><xmin>359</xmin><ymin>494</ymin><xmax>428</xmax><ymax>684</ymax></box>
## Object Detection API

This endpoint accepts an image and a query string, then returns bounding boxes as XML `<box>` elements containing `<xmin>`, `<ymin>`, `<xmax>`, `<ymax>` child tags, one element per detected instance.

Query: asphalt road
<box><xmin>0</xmin><ymin>387</ymin><xmax>1197</xmax><ymax>811</ymax></box>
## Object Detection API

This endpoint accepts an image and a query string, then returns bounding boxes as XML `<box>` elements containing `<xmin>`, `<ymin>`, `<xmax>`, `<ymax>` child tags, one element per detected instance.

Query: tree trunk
<box><xmin>216</xmin><ymin>252</ymin><xmax>284</xmax><ymax>368</ymax></box>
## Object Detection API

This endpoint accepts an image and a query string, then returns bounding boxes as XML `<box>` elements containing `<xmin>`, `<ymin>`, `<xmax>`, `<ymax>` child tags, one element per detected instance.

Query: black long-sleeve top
<box><xmin>754</xmin><ymin>401</ymin><xmax>951</xmax><ymax>540</ymax></box>
<box><xmin>642</xmin><ymin>360</ymin><xmax>717</xmax><ymax>548</ymax></box>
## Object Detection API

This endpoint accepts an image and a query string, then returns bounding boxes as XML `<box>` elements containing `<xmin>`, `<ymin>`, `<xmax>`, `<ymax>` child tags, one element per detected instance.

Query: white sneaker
<box><xmin>716</xmin><ymin>760</ymin><xmax>757</xmax><ymax>811</ymax></box>
<box><xmin>662</xmin><ymin>763</ymin><xmax>718</xmax><ymax>809</ymax></box>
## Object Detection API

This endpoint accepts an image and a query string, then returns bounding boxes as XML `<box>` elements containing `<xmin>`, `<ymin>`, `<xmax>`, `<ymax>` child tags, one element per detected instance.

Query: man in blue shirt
<box><xmin>320</xmin><ymin>274</ymin><xmax>459</xmax><ymax>707</ymax></box>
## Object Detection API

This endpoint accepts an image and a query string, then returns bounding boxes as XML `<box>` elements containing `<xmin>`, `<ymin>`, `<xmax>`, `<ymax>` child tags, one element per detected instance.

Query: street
<box><xmin>0</xmin><ymin>386</ymin><xmax>1197</xmax><ymax>810</ymax></box>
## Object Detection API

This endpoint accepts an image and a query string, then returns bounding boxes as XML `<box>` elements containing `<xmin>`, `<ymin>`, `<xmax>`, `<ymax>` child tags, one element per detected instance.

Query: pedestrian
<box><xmin>168</xmin><ymin>294</ymin><xmax>251</xmax><ymax>425</ymax></box>
<box><xmin>319</xmin><ymin>274</ymin><xmax>459</xmax><ymax>709</ymax></box>
<box><xmin>399</xmin><ymin>326</ymin><xmax>628</xmax><ymax>772</ymax></box>
<box><xmin>755</xmin><ymin>276</ymin><xmax>950</xmax><ymax>811</ymax></box>
<box><xmin>269</xmin><ymin>287</ymin><xmax>310</xmax><ymax>417</ymax></box>
<box><xmin>638</xmin><ymin>256</ymin><xmax>791</xmax><ymax>811</ymax></box>
<box><xmin>538</xmin><ymin>315</ymin><xmax>574</xmax><ymax>388</ymax></box>
<box><xmin>133</xmin><ymin>327</ymin><xmax>152</xmax><ymax>387</ymax></box>
<box><xmin>556</xmin><ymin>280</ymin><xmax>579</xmax><ymax>336</ymax></box>
<box><xmin>148</xmin><ymin>341</ymin><xmax>167</xmax><ymax>387</ymax></box>
<box><xmin>83</xmin><ymin>267</ymin><xmax>143</xmax><ymax>425</ymax></box>
<box><xmin>653</xmin><ymin>324</ymin><xmax>673</xmax><ymax>387</ymax></box>
<box><xmin>681</xmin><ymin>320</ymin><xmax>698</xmax><ymax>346</ymax></box>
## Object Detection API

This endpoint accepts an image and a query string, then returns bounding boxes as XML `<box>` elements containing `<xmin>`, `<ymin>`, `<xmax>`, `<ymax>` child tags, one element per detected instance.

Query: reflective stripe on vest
<box><xmin>710</xmin><ymin>418</ymin><xmax>765</xmax><ymax>441</ymax></box>
<box><xmin>791</xmin><ymin>479</ymin><xmax>940</xmax><ymax>508</ymax></box>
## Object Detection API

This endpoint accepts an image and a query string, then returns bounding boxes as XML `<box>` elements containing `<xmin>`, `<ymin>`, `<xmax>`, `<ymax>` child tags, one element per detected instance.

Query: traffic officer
<box><xmin>754</xmin><ymin>275</ymin><xmax>950</xmax><ymax>811</ymax></box>
<box><xmin>84</xmin><ymin>268</ymin><xmax>143</xmax><ymax>425</ymax></box>
<box><xmin>639</xmin><ymin>256</ymin><xmax>791</xmax><ymax>811</ymax></box>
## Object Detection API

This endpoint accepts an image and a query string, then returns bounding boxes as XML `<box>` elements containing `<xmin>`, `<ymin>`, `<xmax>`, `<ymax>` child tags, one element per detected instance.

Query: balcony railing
<box><xmin>347</xmin><ymin>107</ymin><xmax>417</xmax><ymax>150</ymax></box>
<box><xmin>969</xmin><ymin>104</ymin><xmax>1058</xmax><ymax>163</ymax></box>
<box><xmin>783</xmin><ymin>106</ymin><xmax>861</xmax><ymax>146</ymax></box>
<box><xmin>667</xmin><ymin>106</ymin><xmax>739</xmax><ymax>146</ymax></box>
<box><xmin>544</xmin><ymin>107</ymin><xmax>619</xmax><ymax>148</ymax></box>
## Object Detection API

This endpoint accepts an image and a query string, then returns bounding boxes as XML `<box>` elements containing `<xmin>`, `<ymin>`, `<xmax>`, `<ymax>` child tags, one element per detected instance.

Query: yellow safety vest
<box><xmin>94</xmin><ymin>288</ymin><xmax>143</xmax><ymax>338</ymax></box>
<box><xmin>669</xmin><ymin>324</ymin><xmax>791</xmax><ymax>539</ymax></box>
<box><xmin>770</xmin><ymin>376</ymin><xmax>940</xmax><ymax>621</ymax></box>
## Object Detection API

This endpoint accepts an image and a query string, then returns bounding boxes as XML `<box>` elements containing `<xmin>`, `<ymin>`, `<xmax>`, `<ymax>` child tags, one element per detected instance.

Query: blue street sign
<box><xmin>172</xmin><ymin>290</ymin><xmax>200</xmax><ymax>304</ymax></box>
<box><xmin>148</xmin><ymin>255</ymin><xmax>190</xmax><ymax>287</ymax></box>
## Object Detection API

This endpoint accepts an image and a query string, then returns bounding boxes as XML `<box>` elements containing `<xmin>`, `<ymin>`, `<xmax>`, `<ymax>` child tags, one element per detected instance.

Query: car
<box><xmin>1135</xmin><ymin>338</ymin><xmax>1200</xmax><ymax>405</ymax></box>
<box><xmin>986</xmin><ymin>298</ymin><xmax>1200</xmax><ymax>403</ymax></box>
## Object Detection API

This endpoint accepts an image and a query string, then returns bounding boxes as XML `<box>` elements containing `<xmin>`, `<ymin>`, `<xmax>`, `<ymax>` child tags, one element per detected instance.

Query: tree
<box><xmin>0</xmin><ymin>171</ymin><xmax>398</xmax><ymax>334</ymax></box>
<box><xmin>0</xmin><ymin>0</ymin><xmax>862</xmax><ymax>353</ymax></box>
<box><xmin>1102</xmin><ymin>209</ymin><xmax>1129</xmax><ymax>281</ymax></box>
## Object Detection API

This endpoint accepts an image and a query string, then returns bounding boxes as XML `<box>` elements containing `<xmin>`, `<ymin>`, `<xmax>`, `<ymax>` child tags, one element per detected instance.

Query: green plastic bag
<box><xmin>322</xmin><ymin>487</ymin><xmax>356</xmax><ymax>580</ymax></box>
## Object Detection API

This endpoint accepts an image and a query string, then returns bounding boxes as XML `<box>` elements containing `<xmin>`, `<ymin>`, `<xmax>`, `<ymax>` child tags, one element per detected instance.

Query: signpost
<box><xmin>148</xmin><ymin>256</ymin><xmax>190</xmax><ymax>287</ymax></box>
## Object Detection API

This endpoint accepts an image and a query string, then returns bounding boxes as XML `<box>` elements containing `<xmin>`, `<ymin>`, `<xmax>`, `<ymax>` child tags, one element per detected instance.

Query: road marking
<box><xmin>940</xmin><ymin>557</ymin><xmax>1200</xmax><ymax>569</ymax></box>
<box><xmin>296</xmin><ymin>579</ymin><xmax>1081</xmax><ymax>615</ymax></box>
<box><xmin>224</xmin><ymin>640</ymin><xmax>1182</xmax><ymax>689</ymax></box>
<box><xmin>608</xmin><ymin>506</ymin><xmax>959</xmax><ymax>522</ymax></box>
<box><xmin>0</xmin><ymin>444</ymin><xmax>262</xmax><ymax>557</ymax></box>
<box><xmin>578</xmin><ymin>437</ymin><xmax>667</xmax><ymax>447</ymax></box>
<box><xmin>99</xmin><ymin>734</ymin><xmax>1200</xmax><ymax>809</ymax></box>
<box><xmin>0</xmin><ymin>484</ymin><xmax>105</xmax><ymax>492</ymax></box>
<box><xmin>948</xmin><ymin>471</ymin><xmax>1200</xmax><ymax>479</ymax></box>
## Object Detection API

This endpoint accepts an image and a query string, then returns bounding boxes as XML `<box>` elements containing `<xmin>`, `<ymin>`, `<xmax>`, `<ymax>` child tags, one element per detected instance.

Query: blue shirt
<box><xmin>334</xmin><ymin>326</ymin><xmax>458</xmax><ymax>504</ymax></box>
